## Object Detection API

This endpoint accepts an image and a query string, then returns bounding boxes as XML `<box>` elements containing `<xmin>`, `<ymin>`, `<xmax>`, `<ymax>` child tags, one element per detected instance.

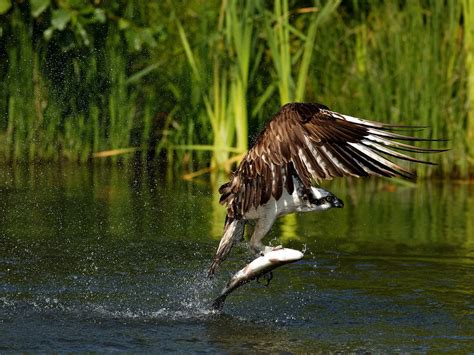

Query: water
<box><xmin>1</xmin><ymin>165</ymin><xmax>473</xmax><ymax>352</ymax></box>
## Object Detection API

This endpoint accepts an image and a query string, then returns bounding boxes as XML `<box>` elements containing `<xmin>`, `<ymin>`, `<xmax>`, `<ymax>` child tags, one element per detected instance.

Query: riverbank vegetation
<box><xmin>0</xmin><ymin>0</ymin><xmax>472</xmax><ymax>178</ymax></box>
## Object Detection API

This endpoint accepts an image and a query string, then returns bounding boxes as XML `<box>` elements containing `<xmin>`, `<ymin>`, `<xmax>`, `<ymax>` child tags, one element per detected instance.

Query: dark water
<box><xmin>1</xmin><ymin>165</ymin><xmax>473</xmax><ymax>352</ymax></box>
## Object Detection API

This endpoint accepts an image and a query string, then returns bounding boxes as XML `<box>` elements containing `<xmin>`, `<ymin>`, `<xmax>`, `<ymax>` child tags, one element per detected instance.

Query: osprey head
<box><xmin>309</xmin><ymin>187</ymin><xmax>344</xmax><ymax>210</ymax></box>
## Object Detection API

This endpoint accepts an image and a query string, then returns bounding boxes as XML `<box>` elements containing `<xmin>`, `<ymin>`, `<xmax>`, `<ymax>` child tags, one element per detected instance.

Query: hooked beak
<box><xmin>333</xmin><ymin>198</ymin><xmax>344</xmax><ymax>208</ymax></box>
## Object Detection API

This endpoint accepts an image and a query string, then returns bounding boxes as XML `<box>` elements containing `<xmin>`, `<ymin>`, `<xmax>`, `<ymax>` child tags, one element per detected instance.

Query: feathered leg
<box><xmin>208</xmin><ymin>218</ymin><xmax>245</xmax><ymax>278</ymax></box>
<box><xmin>249</xmin><ymin>215</ymin><xmax>277</xmax><ymax>255</ymax></box>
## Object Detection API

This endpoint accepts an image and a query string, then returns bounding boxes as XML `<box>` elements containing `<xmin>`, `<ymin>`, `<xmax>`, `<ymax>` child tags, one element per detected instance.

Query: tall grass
<box><xmin>172</xmin><ymin>0</ymin><xmax>259</xmax><ymax>169</ymax></box>
<box><xmin>262</xmin><ymin>0</ymin><xmax>340</xmax><ymax>104</ymax></box>
<box><xmin>0</xmin><ymin>1</ymin><xmax>472</xmax><ymax>177</ymax></box>
<box><xmin>3</xmin><ymin>7</ymin><xmax>36</xmax><ymax>162</ymax></box>
<box><xmin>0</xmin><ymin>2</ymin><xmax>161</xmax><ymax>164</ymax></box>
<box><xmin>306</xmin><ymin>0</ymin><xmax>467</xmax><ymax>177</ymax></box>
<box><xmin>363</xmin><ymin>1</ymin><xmax>465</xmax><ymax>177</ymax></box>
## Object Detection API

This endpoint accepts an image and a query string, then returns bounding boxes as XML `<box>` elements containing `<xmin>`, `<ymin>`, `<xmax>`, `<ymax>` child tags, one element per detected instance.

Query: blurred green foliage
<box><xmin>0</xmin><ymin>0</ymin><xmax>472</xmax><ymax>178</ymax></box>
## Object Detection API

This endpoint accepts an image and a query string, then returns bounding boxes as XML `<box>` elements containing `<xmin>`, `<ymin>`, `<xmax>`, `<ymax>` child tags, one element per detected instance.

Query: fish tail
<box><xmin>207</xmin><ymin>218</ymin><xmax>245</xmax><ymax>278</ymax></box>
<box><xmin>211</xmin><ymin>294</ymin><xmax>226</xmax><ymax>311</ymax></box>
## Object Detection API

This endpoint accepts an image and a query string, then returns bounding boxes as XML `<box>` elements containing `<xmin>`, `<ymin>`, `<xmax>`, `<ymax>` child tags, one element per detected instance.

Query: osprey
<box><xmin>208</xmin><ymin>102</ymin><xmax>444</xmax><ymax>277</ymax></box>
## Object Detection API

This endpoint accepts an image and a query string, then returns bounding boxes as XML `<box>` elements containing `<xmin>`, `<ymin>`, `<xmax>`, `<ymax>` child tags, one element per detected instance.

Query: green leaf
<box><xmin>140</xmin><ymin>28</ymin><xmax>157</xmax><ymax>48</ymax></box>
<box><xmin>125</xmin><ymin>29</ymin><xmax>142</xmax><ymax>51</ymax></box>
<box><xmin>126</xmin><ymin>62</ymin><xmax>161</xmax><ymax>85</ymax></box>
<box><xmin>75</xmin><ymin>21</ymin><xmax>89</xmax><ymax>46</ymax></box>
<box><xmin>30</xmin><ymin>0</ymin><xmax>50</xmax><ymax>18</ymax></box>
<box><xmin>93</xmin><ymin>8</ymin><xmax>106</xmax><ymax>23</ymax></box>
<box><xmin>43</xmin><ymin>26</ymin><xmax>54</xmax><ymax>40</ymax></box>
<box><xmin>0</xmin><ymin>0</ymin><xmax>12</xmax><ymax>15</ymax></box>
<box><xmin>51</xmin><ymin>9</ymin><xmax>71</xmax><ymax>30</ymax></box>
<box><xmin>66</xmin><ymin>0</ymin><xmax>88</xmax><ymax>8</ymax></box>
<box><xmin>118</xmin><ymin>18</ymin><xmax>130</xmax><ymax>30</ymax></box>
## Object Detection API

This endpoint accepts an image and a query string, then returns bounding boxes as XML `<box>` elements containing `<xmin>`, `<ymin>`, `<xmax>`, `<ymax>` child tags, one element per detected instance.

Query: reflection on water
<box><xmin>0</xmin><ymin>164</ymin><xmax>473</xmax><ymax>352</ymax></box>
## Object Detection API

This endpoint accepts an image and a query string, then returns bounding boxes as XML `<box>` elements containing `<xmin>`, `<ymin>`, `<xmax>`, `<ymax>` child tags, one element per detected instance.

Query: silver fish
<box><xmin>211</xmin><ymin>248</ymin><xmax>304</xmax><ymax>310</ymax></box>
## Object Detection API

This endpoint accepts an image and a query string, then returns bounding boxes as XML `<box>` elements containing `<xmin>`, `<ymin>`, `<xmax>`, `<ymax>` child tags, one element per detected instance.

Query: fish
<box><xmin>211</xmin><ymin>248</ymin><xmax>304</xmax><ymax>310</ymax></box>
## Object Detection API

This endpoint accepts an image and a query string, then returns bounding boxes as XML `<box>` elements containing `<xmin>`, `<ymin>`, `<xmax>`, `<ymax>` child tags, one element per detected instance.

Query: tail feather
<box><xmin>208</xmin><ymin>219</ymin><xmax>245</xmax><ymax>278</ymax></box>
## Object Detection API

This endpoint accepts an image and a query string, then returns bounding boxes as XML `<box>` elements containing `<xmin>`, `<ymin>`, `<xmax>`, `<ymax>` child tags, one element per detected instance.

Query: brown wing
<box><xmin>219</xmin><ymin>102</ymin><xmax>446</xmax><ymax>219</ymax></box>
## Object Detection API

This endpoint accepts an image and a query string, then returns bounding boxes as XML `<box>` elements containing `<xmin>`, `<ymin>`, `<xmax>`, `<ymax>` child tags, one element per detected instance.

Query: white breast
<box><xmin>243</xmin><ymin>177</ymin><xmax>304</xmax><ymax>220</ymax></box>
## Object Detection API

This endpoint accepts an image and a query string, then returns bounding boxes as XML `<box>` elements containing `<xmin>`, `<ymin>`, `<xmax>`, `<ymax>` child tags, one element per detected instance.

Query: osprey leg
<box><xmin>208</xmin><ymin>219</ymin><xmax>245</xmax><ymax>277</ymax></box>
<box><xmin>249</xmin><ymin>215</ymin><xmax>276</xmax><ymax>255</ymax></box>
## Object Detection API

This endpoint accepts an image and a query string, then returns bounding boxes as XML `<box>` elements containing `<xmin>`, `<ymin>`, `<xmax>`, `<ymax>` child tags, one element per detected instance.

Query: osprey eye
<box><xmin>326</xmin><ymin>196</ymin><xmax>333</xmax><ymax>202</ymax></box>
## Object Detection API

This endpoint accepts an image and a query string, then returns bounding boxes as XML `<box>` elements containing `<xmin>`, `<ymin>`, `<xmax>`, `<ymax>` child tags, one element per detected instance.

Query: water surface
<box><xmin>1</xmin><ymin>165</ymin><xmax>473</xmax><ymax>352</ymax></box>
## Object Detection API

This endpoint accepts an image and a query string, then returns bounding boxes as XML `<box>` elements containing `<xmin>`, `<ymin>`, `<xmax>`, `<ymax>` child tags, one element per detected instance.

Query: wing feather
<box><xmin>302</xmin><ymin>140</ymin><xmax>328</xmax><ymax>178</ymax></box>
<box><xmin>344</xmin><ymin>144</ymin><xmax>397</xmax><ymax>177</ymax></box>
<box><xmin>272</xmin><ymin>164</ymin><xmax>283</xmax><ymax>200</ymax></box>
<box><xmin>331</xmin><ymin>144</ymin><xmax>370</xmax><ymax>177</ymax></box>
<box><xmin>285</xmin><ymin>164</ymin><xmax>294</xmax><ymax>194</ymax></box>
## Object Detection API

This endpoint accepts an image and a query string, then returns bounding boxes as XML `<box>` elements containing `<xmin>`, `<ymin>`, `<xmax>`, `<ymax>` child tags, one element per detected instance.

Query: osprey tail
<box><xmin>208</xmin><ymin>218</ymin><xmax>245</xmax><ymax>278</ymax></box>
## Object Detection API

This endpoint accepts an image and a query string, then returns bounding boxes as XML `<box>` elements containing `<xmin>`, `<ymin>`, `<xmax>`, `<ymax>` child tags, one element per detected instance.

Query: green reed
<box><xmin>3</xmin><ymin>8</ymin><xmax>35</xmax><ymax>162</ymax></box>
<box><xmin>310</xmin><ymin>0</ymin><xmax>467</xmax><ymax>177</ymax></box>
<box><xmin>0</xmin><ymin>2</ymin><xmax>162</xmax><ymax>164</ymax></box>
<box><xmin>262</xmin><ymin>0</ymin><xmax>340</xmax><ymax>104</ymax></box>
<box><xmin>173</xmin><ymin>0</ymin><xmax>259</xmax><ymax>168</ymax></box>
<box><xmin>0</xmin><ymin>1</ymin><xmax>472</xmax><ymax>178</ymax></box>
<box><xmin>463</xmin><ymin>0</ymin><xmax>474</xmax><ymax>175</ymax></box>
<box><xmin>362</xmin><ymin>0</ymin><xmax>466</xmax><ymax>177</ymax></box>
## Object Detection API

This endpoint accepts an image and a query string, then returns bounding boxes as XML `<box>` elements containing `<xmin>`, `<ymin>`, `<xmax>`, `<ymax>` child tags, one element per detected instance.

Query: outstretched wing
<box><xmin>219</xmin><ymin>102</ymin><xmax>446</xmax><ymax>219</ymax></box>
